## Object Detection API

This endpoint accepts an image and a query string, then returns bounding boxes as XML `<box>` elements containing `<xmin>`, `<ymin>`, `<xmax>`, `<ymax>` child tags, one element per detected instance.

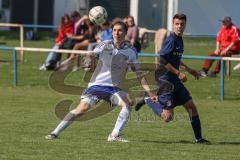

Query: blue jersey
<box><xmin>159</xmin><ymin>32</ymin><xmax>184</xmax><ymax>84</ymax></box>
<box><xmin>154</xmin><ymin>32</ymin><xmax>191</xmax><ymax>108</ymax></box>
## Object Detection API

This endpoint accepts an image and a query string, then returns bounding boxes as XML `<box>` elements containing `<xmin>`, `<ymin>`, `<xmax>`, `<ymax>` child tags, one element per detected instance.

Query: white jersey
<box><xmin>89</xmin><ymin>40</ymin><xmax>139</xmax><ymax>87</ymax></box>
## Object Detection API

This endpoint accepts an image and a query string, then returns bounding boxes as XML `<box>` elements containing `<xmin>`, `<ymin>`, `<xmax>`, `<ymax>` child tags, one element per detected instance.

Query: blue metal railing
<box><xmin>23</xmin><ymin>24</ymin><xmax>58</xmax><ymax>29</ymax></box>
<box><xmin>0</xmin><ymin>46</ymin><xmax>17</xmax><ymax>86</ymax></box>
<box><xmin>138</xmin><ymin>53</ymin><xmax>225</xmax><ymax>101</ymax></box>
<box><xmin>138</xmin><ymin>53</ymin><xmax>222</xmax><ymax>60</ymax></box>
<box><xmin>0</xmin><ymin>47</ymin><xmax>231</xmax><ymax>101</ymax></box>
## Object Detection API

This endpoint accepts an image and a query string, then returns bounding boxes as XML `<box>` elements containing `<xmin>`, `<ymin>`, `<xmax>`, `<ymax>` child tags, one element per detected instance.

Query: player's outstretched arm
<box><xmin>180</xmin><ymin>61</ymin><xmax>199</xmax><ymax>80</ymax></box>
<box><xmin>131</xmin><ymin>63</ymin><xmax>157</xmax><ymax>102</ymax></box>
<box><xmin>165</xmin><ymin>63</ymin><xmax>187</xmax><ymax>82</ymax></box>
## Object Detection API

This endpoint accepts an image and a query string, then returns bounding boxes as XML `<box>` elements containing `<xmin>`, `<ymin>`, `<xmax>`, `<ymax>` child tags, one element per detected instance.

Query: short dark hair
<box><xmin>111</xmin><ymin>20</ymin><xmax>128</xmax><ymax>32</ymax></box>
<box><xmin>70</xmin><ymin>10</ymin><xmax>80</xmax><ymax>19</ymax></box>
<box><xmin>173</xmin><ymin>13</ymin><xmax>187</xmax><ymax>21</ymax></box>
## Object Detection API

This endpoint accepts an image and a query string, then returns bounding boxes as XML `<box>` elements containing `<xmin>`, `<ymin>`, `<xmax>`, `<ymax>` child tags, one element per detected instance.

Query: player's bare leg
<box><xmin>108</xmin><ymin>92</ymin><xmax>132</xmax><ymax>142</ymax></box>
<box><xmin>183</xmin><ymin>99</ymin><xmax>210</xmax><ymax>144</ymax></box>
<box><xmin>45</xmin><ymin>101</ymin><xmax>91</xmax><ymax>140</ymax></box>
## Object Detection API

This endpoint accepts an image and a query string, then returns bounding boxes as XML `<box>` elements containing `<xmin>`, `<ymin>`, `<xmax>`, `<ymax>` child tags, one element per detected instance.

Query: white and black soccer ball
<box><xmin>89</xmin><ymin>6</ymin><xmax>108</xmax><ymax>25</ymax></box>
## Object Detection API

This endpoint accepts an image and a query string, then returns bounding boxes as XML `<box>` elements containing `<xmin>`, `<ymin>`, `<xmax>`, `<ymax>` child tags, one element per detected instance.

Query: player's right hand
<box><xmin>220</xmin><ymin>48</ymin><xmax>229</xmax><ymax>56</ymax></box>
<box><xmin>150</xmin><ymin>95</ymin><xmax>158</xmax><ymax>103</ymax></box>
<box><xmin>178</xmin><ymin>72</ymin><xmax>187</xmax><ymax>82</ymax></box>
<box><xmin>147</xmin><ymin>92</ymin><xmax>158</xmax><ymax>103</ymax></box>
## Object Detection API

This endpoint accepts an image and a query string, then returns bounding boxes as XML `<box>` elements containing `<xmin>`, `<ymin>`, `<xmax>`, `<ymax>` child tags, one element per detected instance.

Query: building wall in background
<box><xmin>89</xmin><ymin>0</ymin><xmax>130</xmax><ymax>21</ymax></box>
<box><xmin>38</xmin><ymin>0</ymin><xmax>54</xmax><ymax>25</ymax></box>
<box><xmin>178</xmin><ymin>0</ymin><xmax>240</xmax><ymax>36</ymax></box>
<box><xmin>10</xmin><ymin>0</ymin><xmax>53</xmax><ymax>26</ymax></box>
<box><xmin>2</xmin><ymin>0</ymin><xmax>240</xmax><ymax>36</ymax></box>
<box><xmin>0</xmin><ymin>0</ymin><xmax>10</xmax><ymax>24</ymax></box>
<box><xmin>10</xmin><ymin>0</ymin><xmax>34</xmax><ymax>24</ymax></box>
<box><xmin>53</xmin><ymin>0</ymin><xmax>129</xmax><ymax>26</ymax></box>
<box><xmin>53</xmin><ymin>0</ymin><xmax>88</xmax><ymax>26</ymax></box>
<box><xmin>138</xmin><ymin>0</ymin><xmax>167</xmax><ymax>30</ymax></box>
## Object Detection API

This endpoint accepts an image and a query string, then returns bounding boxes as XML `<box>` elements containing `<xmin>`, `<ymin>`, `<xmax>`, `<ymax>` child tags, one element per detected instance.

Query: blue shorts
<box><xmin>157</xmin><ymin>82</ymin><xmax>192</xmax><ymax>109</ymax></box>
<box><xmin>82</xmin><ymin>85</ymin><xmax>122</xmax><ymax>102</ymax></box>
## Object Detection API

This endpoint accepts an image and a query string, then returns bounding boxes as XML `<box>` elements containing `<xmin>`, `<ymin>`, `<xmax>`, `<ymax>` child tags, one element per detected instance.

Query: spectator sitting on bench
<box><xmin>125</xmin><ymin>15</ymin><xmax>141</xmax><ymax>52</ymax></box>
<box><xmin>199</xmin><ymin>16</ymin><xmax>240</xmax><ymax>77</ymax></box>
<box><xmin>39</xmin><ymin>14</ymin><xmax>74</xmax><ymax>70</ymax></box>
<box><xmin>62</xmin><ymin>15</ymin><xmax>99</xmax><ymax>71</ymax></box>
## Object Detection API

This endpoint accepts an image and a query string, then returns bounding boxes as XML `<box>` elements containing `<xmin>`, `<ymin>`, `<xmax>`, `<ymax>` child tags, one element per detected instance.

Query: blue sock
<box><xmin>190</xmin><ymin>115</ymin><xmax>202</xmax><ymax>140</ymax></box>
<box><xmin>145</xmin><ymin>98</ymin><xmax>163</xmax><ymax>116</ymax></box>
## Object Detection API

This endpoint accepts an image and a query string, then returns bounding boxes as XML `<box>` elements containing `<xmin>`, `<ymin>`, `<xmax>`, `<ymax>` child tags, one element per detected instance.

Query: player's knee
<box><xmin>74</xmin><ymin>102</ymin><xmax>91</xmax><ymax>115</ymax></box>
<box><xmin>111</xmin><ymin>92</ymin><xmax>133</xmax><ymax>107</ymax></box>
<box><xmin>184</xmin><ymin>100</ymin><xmax>198</xmax><ymax>116</ymax></box>
<box><xmin>190</xmin><ymin>107</ymin><xmax>198</xmax><ymax>116</ymax></box>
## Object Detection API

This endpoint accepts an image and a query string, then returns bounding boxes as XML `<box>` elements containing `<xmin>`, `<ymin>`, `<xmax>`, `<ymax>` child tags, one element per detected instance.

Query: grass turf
<box><xmin>1</xmin><ymin>32</ymin><xmax>240</xmax><ymax>160</ymax></box>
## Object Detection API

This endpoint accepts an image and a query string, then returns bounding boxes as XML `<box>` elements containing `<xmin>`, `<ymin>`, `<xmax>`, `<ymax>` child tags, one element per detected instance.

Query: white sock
<box><xmin>52</xmin><ymin>110</ymin><xmax>79</xmax><ymax>136</ymax></box>
<box><xmin>111</xmin><ymin>106</ymin><xmax>131</xmax><ymax>137</ymax></box>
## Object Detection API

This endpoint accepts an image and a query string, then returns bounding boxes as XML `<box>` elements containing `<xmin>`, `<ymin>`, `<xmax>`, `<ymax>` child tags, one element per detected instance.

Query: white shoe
<box><xmin>233</xmin><ymin>63</ymin><xmax>240</xmax><ymax>70</ymax></box>
<box><xmin>84</xmin><ymin>67</ymin><xmax>91</xmax><ymax>72</ymax></box>
<box><xmin>39</xmin><ymin>64</ymin><xmax>46</xmax><ymax>70</ymax></box>
<box><xmin>72</xmin><ymin>66</ymin><xmax>80</xmax><ymax>72</ymax></box>
<box><xmin>107</xmin><ymin>134</ymin><xmax>129</xmax><ymax>142</ymax></box>
<box><xmin>198</xmin><ymin>70</ymin><xmax>207</xmax><ymax>77</ymax></box>
<box><xmin>45</xmin><ymin>134</ymin><xmax>58</xmax><ymax>140</ymax></box>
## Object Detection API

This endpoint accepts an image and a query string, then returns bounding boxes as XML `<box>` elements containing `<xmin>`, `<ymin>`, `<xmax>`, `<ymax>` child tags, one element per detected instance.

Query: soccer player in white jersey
<box><xmin>45</xmin><ymin>20</ymin><xmax>157</xmax><ymax>142</ymax></box>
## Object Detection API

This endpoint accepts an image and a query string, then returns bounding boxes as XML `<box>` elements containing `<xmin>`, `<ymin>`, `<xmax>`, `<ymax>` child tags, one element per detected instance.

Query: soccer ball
<box><xmin>89</xmin><ymin>6</ymin><xmax>108</xmax><ymax>25</ymax></box>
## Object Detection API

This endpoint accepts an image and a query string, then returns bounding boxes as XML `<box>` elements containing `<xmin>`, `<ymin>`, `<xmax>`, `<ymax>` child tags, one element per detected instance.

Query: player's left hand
<box><xmin>103</xmin><ymin>43</ymin><xmax>114</xmax><ymax>52</ymax></box>
<box><xmin>188</xmin><ymin>69</ymin><xmax>200</xmax><ymax>80</ymax></box>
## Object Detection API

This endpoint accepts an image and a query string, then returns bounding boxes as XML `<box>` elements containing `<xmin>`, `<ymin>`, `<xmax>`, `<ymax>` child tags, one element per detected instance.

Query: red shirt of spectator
<box><xmin>55</xmin><ymin>22</ymin><xmax>74</xmax><ymax>44</ymax></box>
<box><xmin>217</xmin><ymin>23</ymin><xmax>240</xmax><ymax>52</ymax></box>
<box><xmin>55</xmin><ymin>15</ymin><xmax>74</xmax><ymax>45</ymax></box>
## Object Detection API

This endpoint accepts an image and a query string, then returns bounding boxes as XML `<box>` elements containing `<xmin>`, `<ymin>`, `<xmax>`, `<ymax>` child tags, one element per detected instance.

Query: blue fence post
<box><xmin>220</xmin><ymin>60</ymin><xmax>225</xmax><ymax>101</ymax></box>
<box><xmin>12</xmin><ymin>49</ymin><xmax>18</xmax><ymax>86</ymax></box>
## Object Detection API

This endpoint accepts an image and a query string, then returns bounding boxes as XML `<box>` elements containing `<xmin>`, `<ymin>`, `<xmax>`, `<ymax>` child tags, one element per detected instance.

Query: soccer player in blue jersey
<box><xmin>45</xmin><ymin>20</ymin><xmax>157</xmax><ymax>142</ymax></box>
<box><xmin>135</xmin><ymin>13</ymin><xmax>210</xmax><ymax>143</ymax></box>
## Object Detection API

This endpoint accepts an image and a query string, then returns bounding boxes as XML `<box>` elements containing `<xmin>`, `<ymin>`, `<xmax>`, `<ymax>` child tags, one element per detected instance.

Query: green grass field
<box><xmin>1</xmin><ymin>32</ymin><xmax>240</xmax><ymax>160</ymax></box>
